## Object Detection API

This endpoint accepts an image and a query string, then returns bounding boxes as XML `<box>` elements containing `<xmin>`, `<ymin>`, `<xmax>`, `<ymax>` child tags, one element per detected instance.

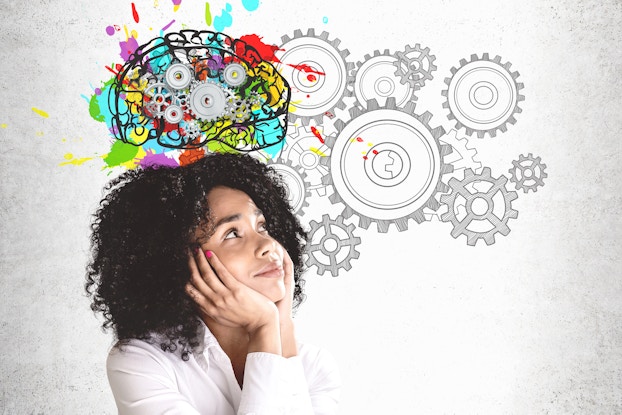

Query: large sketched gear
<box><xmin>440</xmin><ymin>167</ymin><xmax>519</xmax><ymax>246</ymax></box>
<box><xmin>276</xmin><ymin>28</ymin><xmax>354</xmax><ymax>123</ymax></box>
<box><xmin>442</xmin><ymin>53</ymin><xmax>525</xmax><ymax>138</ymax></box>
<box><xmin>393</xmin><ymin>43</ymin><xmax>437</xmax><ymax>89</ymax></box>
<box><xmin>279</xmin><ymin>124</ymin><xmax>332</xmax><ymax>196</ymax></box>
<box><xmin>508</xmin><ymin>153</ymin><xmax>548</xmax><ymax>193</ymax></box>
<box><xmin>322</xmin><ymin>97</ymin><xmax>453</xmax><ymax>233</ymax></box>
<box><xmin>266</xmin><ymin>160</ymin><xmax>311</xmax><ymax>216</ymax></box>
<box><xmin>349</xmin><ymin>49</ymin><xmax>418</xmax><ymax>110</ymax></box>
<box><xmin>306</xmin><ymin>214</ymin><xmax>361</xmax><ymax>277</ymax></box>
<box><xmin>424</xmin><ymin>129</ymin><xmax>483</xmax><ymax>221</ymax></box>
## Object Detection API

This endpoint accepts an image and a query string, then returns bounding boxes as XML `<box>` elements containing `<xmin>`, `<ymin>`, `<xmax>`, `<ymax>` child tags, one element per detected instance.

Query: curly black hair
<box><xmin>85</xmin><ymin>153</ymin><xmax>308</xmax><ymax>359</ymax></box>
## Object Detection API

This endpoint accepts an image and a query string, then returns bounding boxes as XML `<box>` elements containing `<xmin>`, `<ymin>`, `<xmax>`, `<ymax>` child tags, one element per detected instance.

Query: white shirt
<box><xmin>106</xmin><ymin>322</ymin><xmax>341</xmax><ymax>415</ymax></box>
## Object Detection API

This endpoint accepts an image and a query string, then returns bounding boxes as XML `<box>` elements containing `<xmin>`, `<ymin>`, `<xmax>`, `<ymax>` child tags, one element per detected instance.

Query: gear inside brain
<box><xmin>108</xmin><ymin>30</ymin><xmax>290</xmax><ymax>155</ymax></box>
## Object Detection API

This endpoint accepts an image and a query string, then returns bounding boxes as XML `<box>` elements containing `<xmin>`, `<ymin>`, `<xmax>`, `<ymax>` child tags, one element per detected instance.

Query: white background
<box><xmin>0</xmin><ymin>0</ymin><xmax>620</xmax><ymax>413</ymax></box>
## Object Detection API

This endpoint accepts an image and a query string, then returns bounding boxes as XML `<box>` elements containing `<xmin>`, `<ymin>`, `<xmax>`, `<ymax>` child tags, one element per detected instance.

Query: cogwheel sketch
<box><xmin>393</xmin><ymin>43</ymin><xmax>437</xmax><ymax>89</ymax></box>
<box><xmin>322</xmin><ymin>97</ymin><xmax>453</xmax><ymax>233</ymax></box>
<box><xmin>442</xmin><ymin>53</ymin><xmax>524</xmax><ymax>138</ymax></box>
<box><xmin>279</xmin><ymin>124</ymin><xmax>332</xmax><ymax>196</ymax></box>
<box><xmin>424</xmin><ymin>129</ymin><xmax>483</xmax><ymax>221</ymax></box>
<box><xmin>440</xmin><ymin>167</ymin><xmax>519</xmax><ymax>246</ymax></box>
<box><xmin>508</xmin><ymin>153</ymin><xmax>548</xmax><ymax>193</ymax></box>
<box><xmin>267</xmin><ymin>159</ymin><xmax>311</xmax><ymax>216</ymax></box>
<box><xmin>306</xmin><ymin>214</ymin><xmax>361</xmax><ymax>277</ymax></box>
<box><xmin>275</xmin><ymin>28</ymin><xmax>354</xmax><ymax>124</ymax></box>
<box><xmin>348</xmin><ymin>49</ymin><xmax>418</xmax><ymax>110</ymax></box>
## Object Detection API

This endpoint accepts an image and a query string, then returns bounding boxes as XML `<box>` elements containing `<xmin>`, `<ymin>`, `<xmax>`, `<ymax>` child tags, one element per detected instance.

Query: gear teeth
<box><xmin>306</xmin><ymin>214</ymin><xmax>361</xmax><ymax>277</ymax></box>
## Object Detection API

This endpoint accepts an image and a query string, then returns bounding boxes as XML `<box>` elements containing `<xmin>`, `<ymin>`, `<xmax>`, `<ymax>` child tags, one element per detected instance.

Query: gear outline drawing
<box><xmin>508</xmin><ymin>153</ymin><xmax>548</xmax><ymax>193</ymax></box>
<box><xmin>348</xmin><ymin>48</ymin><xmax>419</xmax><ymax>110</ymax></box>
<box><xmin>266</xmin><ymin>159</ymin><xmax>312</xmax><ymax>216</ymax></box>
<box><xmin>279</xmin><ymin>123</ymin><xmax>333</xmax><ymax>197</ymax></box>
<box><xmin>424</xmin><ymin>128</ymin><xmax>483</xmax><ymax>222</ymax></box>
<box><xmin>322</xmin><ymin>97</ymin><xmax>453</xmax><ymax>233</ymax></box>
<box><xmin>276</xmin><ymin>28</ymin><xmax>354</xmax><ymax>124</ymax></box>
<box><xmin>442</xmin><ymin>53</ymin><xmax>525</xmax><ymax>138</ymax></box>
<box><xmin>305</xmin><ymin>214</ymin><xmax>361</xmax><ymax>277</ymax></box>
<box><xmin>440</xmin><ymin>167</ymin><xmax>519</xmax><ymax>246</ymax></box>
<box><xmin>393</xmin><ymin>43</ymin><xmax>437</xmax><ymax>89</ymax></box>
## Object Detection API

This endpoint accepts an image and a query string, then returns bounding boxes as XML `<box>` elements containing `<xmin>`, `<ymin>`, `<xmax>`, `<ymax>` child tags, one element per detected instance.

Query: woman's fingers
<box><xmin>192</xmin><ymin>248</ymin><xmax>228</xmax><ymax>294</ymax></box>
<box><xmin>203</xmin><ymin>250</ymin><xmax>240</xmax><ymax>290</ymax></box>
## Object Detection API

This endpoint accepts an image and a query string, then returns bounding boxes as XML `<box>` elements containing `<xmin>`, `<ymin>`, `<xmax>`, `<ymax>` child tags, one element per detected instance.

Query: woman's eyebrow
<box><xmin>213</xmin><ymin>209</ymin><xmax>264</xmax><ymax>229</ymax></box>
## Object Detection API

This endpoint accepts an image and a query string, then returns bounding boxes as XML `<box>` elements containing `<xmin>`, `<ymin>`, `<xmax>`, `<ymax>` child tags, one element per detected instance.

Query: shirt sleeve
<box><xmin>106</xmin><ymin>343</ymin><xmax>201</xmax><ymax>415</ymax></box>
<box><xmin>238</xmin><ymin>348</ymin><xmax>340</xmax><ymax>415</ymax></box>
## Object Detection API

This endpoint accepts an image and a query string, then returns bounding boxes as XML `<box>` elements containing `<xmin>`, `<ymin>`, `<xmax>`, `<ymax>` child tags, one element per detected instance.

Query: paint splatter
<box><xmin>131</xmin><ymin>3</ymin><xmax>139</xmax><ymax>23</ymax></box>
<box><xmin>1</xmin><ymin>123</ymin><xmax>7</xmax><ymax>128</ymax></box>
<box><xmin>310</xmin><ymin>147</ymin><xmax>326</xmax><ymax>157</ymax></box>
<box><xmin>119</xmin><ymin>36</ymin><xmax>139</xmax><ymax>61</ymax></box>
<box><xmin>213</xmin><ymin>3</ymin><xmax>233</xmax><ymax>32</ymax></box>
<box><xmin>106</xmin><ymin>26</ymin><xmax>115</xmax><ymax>36</ymax></box>
<box><xmin>239</xmin><ymin>34</ymin><xmax>282</xmax><ymax>63</ymax></box>
<box><xmin>32</xmin><ymin>107</ymin><xmax>49</xmax><ymax>118</ymax></box>
<box><xmin>241</xmin><ymin>0</ymin><xmax>260</xmax><ymax>11</ymax></box>
<box><xmin>204</xmin><ymin>2</ymin><xmax>212</xmax><ymax>25</ymax></box>
<box><xmin>59</xmin><ymin>153</ymin><xmax>94</xmax><ymax>166</ymax></box>
<box><xmin>172</xmin><ymin>0</ymin><xmax>182</xmax><ymax>11</ymax></box>
<box><xmin>310</xmin><ymin>126</ymin><xmax>325</xmax><ymax>144</ymax></box>
<box><xmin>323</xmin><ymin>16</ymin><xmax>328</xmax><ymax>24</ymax></box>
<box><xmin>287</xmin><ymin>63</ymin><xmax>325</xmax><ymax>82</ymax></box>
<box><xmin>162</xmin><ymin>19</ymin><xmax>175</xmax><ymax>31</ymax></box>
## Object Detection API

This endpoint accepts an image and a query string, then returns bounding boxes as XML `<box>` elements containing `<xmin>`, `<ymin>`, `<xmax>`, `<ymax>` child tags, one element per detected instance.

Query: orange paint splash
<box><xmin>310</xmin><ymin>126</ymin><xmax>325</xmax><ymax>144</ymax></box>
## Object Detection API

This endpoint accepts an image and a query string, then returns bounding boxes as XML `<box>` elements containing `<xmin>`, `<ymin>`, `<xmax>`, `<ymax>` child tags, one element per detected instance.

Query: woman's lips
<box><xmin>255</xmin><ymin>263</ymin><xmax>284</xmax><ymax>278</ymax></box>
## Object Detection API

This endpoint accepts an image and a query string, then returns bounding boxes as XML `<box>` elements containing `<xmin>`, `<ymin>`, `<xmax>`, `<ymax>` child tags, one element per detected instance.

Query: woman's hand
<box><xmin>186</xmin><ymin>249</ymin><xmax>279</xmax><ymax>335</ymax></box>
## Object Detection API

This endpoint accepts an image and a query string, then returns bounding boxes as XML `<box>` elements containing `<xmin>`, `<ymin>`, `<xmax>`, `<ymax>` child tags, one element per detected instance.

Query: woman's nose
<box><xmin>255</xmin><ymin>233</ymin><xmax>277</xmax><ymax>258</ymax></box>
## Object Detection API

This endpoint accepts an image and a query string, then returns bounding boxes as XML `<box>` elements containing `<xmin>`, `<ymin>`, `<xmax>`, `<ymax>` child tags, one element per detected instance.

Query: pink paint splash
<box><xmin>161</xmin><ymin>19</ymin><xmax>175</xmax><ymax>31</ymax></box>
<box><xmin>119</xmin><ymin>36</ymin><xmax>139</xmax><ymax>61</ymax></box>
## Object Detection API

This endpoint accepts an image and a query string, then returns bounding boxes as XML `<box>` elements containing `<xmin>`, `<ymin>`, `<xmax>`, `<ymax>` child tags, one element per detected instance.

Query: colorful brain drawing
<box><xmin>96</xmin><ymin>30</ymin><xmax>290</xmax><ymax>167</ymax></box>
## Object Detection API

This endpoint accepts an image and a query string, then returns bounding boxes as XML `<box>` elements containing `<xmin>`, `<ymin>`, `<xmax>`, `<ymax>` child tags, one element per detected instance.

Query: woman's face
<box><xmin>197</xmin><ymin>186</ymin><xmax>286</xmax><ymax>302</ymax></box>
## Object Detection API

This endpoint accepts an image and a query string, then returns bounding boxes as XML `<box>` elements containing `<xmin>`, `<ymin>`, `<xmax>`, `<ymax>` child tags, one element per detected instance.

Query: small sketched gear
<box><xmin>165</xmin><ymin>63</ymin><xmax>193</xmax><ymax>90</ymax></box>
<box><xmin>440</xmin><ymin>167</ymin><xmax>519</xmax><ymax>246</ymax></box>
<box><xmin>393</xmin><ymin>43</ymin><xmax>437</xmax><ymax>89</ymax></box>
<box><xmin>350</xmin><ymin>49</ymin><xmax>418</xmax><ymax>110</ymax></box>
<box><xmin>222</xmin><ymin>63</ymin><xmax>247</xmax><ymax>87</ymax></box>
<box><xmin>267</xmin><ymin>160</ymin><xmax>311</xmax><ymax>216</ymax></box>
<box><xmin>183</xmin><ymin>120</ymin><xmax>202</xmax><ymax>140</ymax></box>
<box><xmin>322</xmin><ymin>97</ymin><xmax>453</xmax><ymax>233</ymax></box>
<box><xmin>143</xmin><ymin>81</ymin><xmax>172</xmax><ymax>118</ymax></box>
<box><xmin>508</xmin><ymin>153</ymin><xmax>548</xmax><ymax>193</ymax></box>
<box><xmin>424</xmin><ymin>129</ymin><xmax>483</xmax><ymax>222</ymax></box>
<box><xmin>188</xmin><ymin>81</ymin><xmax>227</xmax><ymax>121</ymax></box>
<box><xmin>306</xmin><ymin>214</ymin><xmax>361</xmax><ymax>277</ymax></box>
<box><xmin>280</xmin><ymin>124</ymin><xmax>332</xmax><ymax>196</ymax></box>
<box><xmin>163</xmin><ymin>105</ymin><xmax>184</xmax><ymax>124</ymax></box>
<box><xmin>442</xmin><ymin>53</ymin><xmax>525</xmax><ymax>138</ymax></box>
<box><xmin>276</xmin><ymin>28</ymin><xmax>354</xmax><ymax>123</ymax></box>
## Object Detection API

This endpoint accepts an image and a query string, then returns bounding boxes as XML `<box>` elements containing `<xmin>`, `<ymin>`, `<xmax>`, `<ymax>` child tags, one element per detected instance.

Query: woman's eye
<box><xmin>224</xmin><ymin>229</ymin><xmax>239</xmax><ymax>240</ymax></box>
<box><xmin>258</xmin><ymin>222</ymin><xmax>268</xmax><ymax>232</ymax></box>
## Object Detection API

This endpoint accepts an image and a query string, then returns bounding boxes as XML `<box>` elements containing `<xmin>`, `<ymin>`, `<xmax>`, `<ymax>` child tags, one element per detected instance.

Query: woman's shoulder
<box><xmin>106</xmin><ymin>338</ymin><xmax>185</xmax><ymax>374</ymax></box>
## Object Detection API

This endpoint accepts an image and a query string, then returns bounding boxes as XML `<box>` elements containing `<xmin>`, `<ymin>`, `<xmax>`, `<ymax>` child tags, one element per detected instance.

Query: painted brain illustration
<box><xmin>108</xmin><ymin>30</ymin><xmax>290</xmax><ymax>155</ymax></box>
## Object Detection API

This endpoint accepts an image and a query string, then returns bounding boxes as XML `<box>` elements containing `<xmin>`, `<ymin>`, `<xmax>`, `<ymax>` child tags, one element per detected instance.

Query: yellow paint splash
<box><xmin>1</xmin><ymin>123</ymin><xmax>7</xmax><ymax>128</ymax></box>
<box><xmin>32</xmin><ymin>107</ymin><xmax>49</xmax><ymax>118</ymax></box>
<box><xmin>36</xmin><ymin>131</ymin><xmax>44</xmax><ymax>136</ymax></box>
<box><xmin>310</xmin><ymin>147</ymin><xmax>326</xmax><ymax>157</ymax></box>
<box><xmin>59</xmin><ymin>153</ymin><xmax>94</xmax><ymax>166</ymax></box>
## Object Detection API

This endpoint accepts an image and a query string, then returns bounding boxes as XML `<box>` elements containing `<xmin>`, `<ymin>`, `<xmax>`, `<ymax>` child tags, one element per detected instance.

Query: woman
<box><xmin>86</xmin><ymin>152</ymin><xmax>341</xmax><ymax>414</ymax></box>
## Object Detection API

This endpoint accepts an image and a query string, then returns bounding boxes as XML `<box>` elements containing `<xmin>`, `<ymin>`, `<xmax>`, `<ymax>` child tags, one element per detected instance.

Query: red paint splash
<box><xmin>372</xmin><ymin>149</ymin><xmax>378</xmax><ymax>155</ymax></box>
<box><xmin>131</xmin><ymin>3</ymin><xmax>139</xmax><ymax>23</ymax></box>
<box><xmin>239</xmin><ymin>34</ymin><xmax>282</xmax><ymax>63</ymax></box>
<box><xmin>356</xmin><ymin>137</ymin><xmax>363</xmax><ymax>142</ymax></box>
<box><xmin>310</xmin><ymin>126</ymin><xmax>325</xmax><ymax>144</ymax></box>
<box><xmin>287</xmin><ymin>63</ymin><xmax>325</xmax><ymax>81</ymax></box>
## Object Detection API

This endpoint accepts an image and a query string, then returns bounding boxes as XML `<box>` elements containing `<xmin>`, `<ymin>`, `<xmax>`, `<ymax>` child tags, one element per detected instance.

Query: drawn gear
<box><xmin>393</xmin><ymin>43</ymin><xmax>437</xmax><ymax>89</ymax></box>
<box><xmin>143</xmin><ymin>81</ymin><xmax>173</xmax><ymax>118</ymax></box>
<box><xmin>276</xmin><ymin>28</ymin><xmax>354</xmax><ymax>124</ymax></box>
<box><xmin>349</xmin><ymin>49</ymin><xmax>418</xmax><ymax>110</ymax></box>
<box><xmin>188</xmin><ymin>81</ymin><xmax>228</xmax><ymax>121</ymax></box>
<box><xmin>183</xmin><ymin>120</ymin><xmax>202</xmax><ymax>141</ymax></box>
<box><xmin>280</xmin><ymin>124</ymin><xmax>333</xmax><ymax>196</ymax></box>
<box><xmin>440</xmin><ymin>167</ymin><xmax>519</xmax><ymax>246</ymax></box>
<box><xmin>306</xmin><ymin>215</ymin><xmax>361</xmax><ymax>277</ymax></box>
<box><xmin>508</xmin><ymin>153</ymin><xmax>547</xmax><ymax>193</ymax></box>
<box><xmin>266</xmin><ymin>160</ymin><xmax>311</xmax><ymax>216</ymax></box>
<box><xmin>321</xmin><ymin>97</ymin><xmax>453</xmax><ymax>233</ymax></box>
<box><xmin>442</xmin><ymin>53</ymin><xmax>525</xmax><ymax>138</ymax></box>
<box><xmin>424</xmin><ymin>129</ymin><xmax>483</xmax><ymax>222</ymax></box>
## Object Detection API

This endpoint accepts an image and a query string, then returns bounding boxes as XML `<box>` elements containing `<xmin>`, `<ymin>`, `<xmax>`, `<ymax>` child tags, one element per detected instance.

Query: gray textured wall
<box><xmin>0</xmin><ymin>0</ymin><xmax>620</xmax><ymax>413</ymax></box>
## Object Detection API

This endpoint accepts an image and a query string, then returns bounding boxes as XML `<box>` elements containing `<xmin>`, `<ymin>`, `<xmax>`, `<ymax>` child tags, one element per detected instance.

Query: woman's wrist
<box><xmin>246</xmin><ymin>309</ymin><xmax>282</xmax><ymax>355</ymax></box>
